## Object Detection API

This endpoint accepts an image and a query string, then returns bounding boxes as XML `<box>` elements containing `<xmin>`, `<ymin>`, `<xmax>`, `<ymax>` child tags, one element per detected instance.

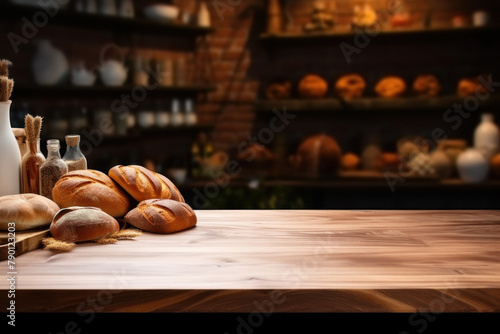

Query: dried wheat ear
<box><xmin>0</xmin><ymin>59</ymin><xmax>14</xmax><ymax>102</ymax></box>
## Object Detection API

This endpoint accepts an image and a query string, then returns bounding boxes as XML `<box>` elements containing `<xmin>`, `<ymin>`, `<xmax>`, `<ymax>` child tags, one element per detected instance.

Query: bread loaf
<box><xmin>375</xmin><ymin>76</ymin><xmax>407</xmax><ymax>98</ymax></box>
<box><xmin>0</xmin><ymin>194</ymin><xmax>60</xmax><ymax>230</ymax></box>
<box><xmin>124</xmin><ymin>199</ymin><xmax>197</xmax><ymax>234</ymax></box>
<box><xmin>52</xmin><ymin>169</ymin><xmax>131</xmax><ymax>218</ymax></box>
<box><xmin>49</xmin><ymin>207</ymin><xmax>119</xmax><ymax>242</ymax></box>
<box><xmin>108</xmin><ymin>165</ymin><xmax>184</xmax><ymax>203</ymax></box>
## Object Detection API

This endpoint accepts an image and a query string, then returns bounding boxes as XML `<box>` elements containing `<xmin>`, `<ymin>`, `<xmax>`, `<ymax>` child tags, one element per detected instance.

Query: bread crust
<box><xmin>0</xmin><ymin>194</ymin><xmax>60</xmax><ymax>230</ymax></box>
<box><xmin>124</xmin><ymin>199</ymin><xmax>196</xmax><ymax>234</ymax></box>
<box><xmin>50</xmin><ymin>206</ymin><xmax>119</xmax><ymax>242</ymax></box>
<box><xmin>108</xmin><ymin>165</ymin><xmax>184</xmax><ymax>203</ymax></box>
<box><xmin>52</xmin><ymin>169</ymin><xmax>131</xmax><ymax>217</ymax></box>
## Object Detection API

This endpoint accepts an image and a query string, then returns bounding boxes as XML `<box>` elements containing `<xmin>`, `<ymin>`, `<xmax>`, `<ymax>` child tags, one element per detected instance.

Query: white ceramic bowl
<box><xmin>144</xmin><ymin>5</ymin><xmax>179</xmax><ymax>22</ymax></box>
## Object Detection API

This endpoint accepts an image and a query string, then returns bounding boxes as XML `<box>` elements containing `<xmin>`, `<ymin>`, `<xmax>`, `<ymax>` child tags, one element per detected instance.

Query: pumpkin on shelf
<box><xmin>289</xmin><ymin>134</ymin><xmax>341</xmax><ymax>178</ymax></box>
<box><xmin>375</xmin><ymin>76</ymin><xmax>407</xmax><ymax>98</ymax></box>
<box><xmin>298</xmin><ymin>74</ymin><xmax>329</xmax><ymax>99</ymax></box>
<box><xmin>334</xmin><ymin>73</ymin><xmax>366</xmax><ymax>100</ymax></box>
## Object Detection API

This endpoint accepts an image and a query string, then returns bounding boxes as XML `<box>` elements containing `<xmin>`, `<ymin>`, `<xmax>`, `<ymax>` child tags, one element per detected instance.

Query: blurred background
<box><xmin>1</xmin><ymin>0</ymin><xmax>500</xmax><ymax>209</ymax></box>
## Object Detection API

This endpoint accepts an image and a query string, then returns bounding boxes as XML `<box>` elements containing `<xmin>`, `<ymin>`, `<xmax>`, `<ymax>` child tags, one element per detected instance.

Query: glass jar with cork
<box><xmin>39</xmin><ymin>139</ymin><xmax>68</xmax><ymax>200</ymax></box>
<box><xmin>63</xmin><ymin>134</ymin><xmax>87</xmax><ymax>172</ymax></box>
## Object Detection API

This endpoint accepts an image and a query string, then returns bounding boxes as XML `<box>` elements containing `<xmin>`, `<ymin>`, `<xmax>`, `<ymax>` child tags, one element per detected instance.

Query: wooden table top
<box><xmin>2</xmin><ymin>210</ymin><xmax>500</xmax><ymax>312</ymax></box>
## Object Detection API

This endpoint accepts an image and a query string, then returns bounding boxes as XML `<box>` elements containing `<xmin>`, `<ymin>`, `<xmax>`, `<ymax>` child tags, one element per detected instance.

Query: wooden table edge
<box><xmin>6</xmin><ymin>288</ymin><xmax>500</xmax><ymax>313</ymax></box>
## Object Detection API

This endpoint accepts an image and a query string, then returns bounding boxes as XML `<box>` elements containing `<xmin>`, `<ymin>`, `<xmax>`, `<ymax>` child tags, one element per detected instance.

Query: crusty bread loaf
<box><xmin>108</xmin><ymin>165</ymin><xmax>184</xmax><ymax>203</ymax></box>
<box><xmin>52</xmin><ymin>169</ymin><xmax>131</xmax><ymax>218</ymax></box>
<box><xmin>0</xmin><ymin>194</ymin><xmax>60</xmax><ymax>231</ymax></box>
<box><xmin>50</xmin><ymin>206</ymin><xmax>119</xmax><ymax>242</ymax></box>
<box><xmin>124</xmin><ymin>199</ymin><xmax>196</xmax><ymax>234</ymax></box>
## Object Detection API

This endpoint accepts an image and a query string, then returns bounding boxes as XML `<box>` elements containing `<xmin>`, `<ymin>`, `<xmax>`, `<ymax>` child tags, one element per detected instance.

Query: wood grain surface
<box><xmin>1</xmin><ymin>210</ymin><xmax>500</xmax><ymax>312</ymax></box>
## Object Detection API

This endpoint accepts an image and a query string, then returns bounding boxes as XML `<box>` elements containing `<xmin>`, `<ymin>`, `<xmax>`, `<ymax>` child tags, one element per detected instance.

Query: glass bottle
<box><xmin>170</xmin><ymin>98</ymin><xmax>184</xmax><ymax>127</ymax></box>
<box><xmin>39</xmin><ymin>139</ymin><xmax>68</xmax><ymax>200</ymax></box>
<box><xmin>184</xmin><ymin>98</ymin><xmax>197</xmax><ymax>126</ymax></box>
<box><xmin>63</xmin><ymin>135</ymin><xmax>87</xmax><ymax>172</ymax></box>
<box><xmin>22</xmin><ymin>138</ymin><xmax>46</xmax><ymax>194</ymax></box>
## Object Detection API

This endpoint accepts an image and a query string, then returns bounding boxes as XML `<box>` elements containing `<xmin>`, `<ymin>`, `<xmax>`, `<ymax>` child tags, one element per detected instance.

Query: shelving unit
<box><xmin>255</xmin><ymin>95</ymin><xmax>500</xmax><ymax>113</ymax></box>
<box><xmin>0</xmin><ymin>3</ymin><xmax>214</xmax><ymax>37</ymax></box>
<box><xmin>260</xmin><ymin>25</ymin><xmax>500</xmax><ymax>43</ymax></box>
<box><xmin>0</xmin><ymin>2</ymin><xmax>216</xmax><ymax>175</ymax></box>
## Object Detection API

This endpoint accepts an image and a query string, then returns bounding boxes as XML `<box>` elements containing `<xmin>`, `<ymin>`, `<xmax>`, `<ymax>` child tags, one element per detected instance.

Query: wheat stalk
<box><xmin>0</xmin><ymin>59</ymin><xmax>13</xmax><ymax>102</ymax></box>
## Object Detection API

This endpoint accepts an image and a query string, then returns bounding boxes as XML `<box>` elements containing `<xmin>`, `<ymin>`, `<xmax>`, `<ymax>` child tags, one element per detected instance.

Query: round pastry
<box><xmin>109</xmin><ymin>165</ymin><xmax>185</xmax><ymax>203</ymax></box>
<box><xmin>124</xmin><ymin>199</ymin><xmax>197</xmax><ymax>234</ymax></box>
<box><xmin>377</xmin><ymin>152</ymin><xmax>401</xmax><ymax>172</ymax></box>
<box><xmin>289</xmin><ymin>134</ymin><xmax>342</xmax><ymax>177</ymax></box>
<box><xmin>265</xmin><ymin>81</ymin><xmax>292</xmax><ymax>100</ymax></box>
<box><xmin>413</xmin><ymin>74</ymin><xmax>442</xmax><ymax>97</ymax></box>
<box><xmin>0</xmin><ymin>194</ymin><xmax>60</xmax><ymax>231</ymax></box>
<box><xmin>457</xmin><ymin>77</ymin><xmax>488</xmax><ymax>97</ymax></box>
<box><xmin>52</xmin><ymin>169</ymin><xmax>131</xmax><ymax>218</ymax></box>
<box><xmin>334</xmin><ymin>74</ymin><xmax>366</xmax><ymax>100</ymax></box>
<box><xmin>375</xmin><ymin>76</ymin><xmax>407</xmax><ymax>98</ymax></box>
<box><xmin>298</xmin><ymin>74</ymin><xmax>329</xmax><ymax>99</ymax></box>
<box><xmin>341</xmin><ymin>152</ymin><xmax>361</xmax><ymax>171</ymax></box>
<box><xmin>49</xmin><ymin>206</ymin><xmax>119</xmax><ymax>243</ymax></box>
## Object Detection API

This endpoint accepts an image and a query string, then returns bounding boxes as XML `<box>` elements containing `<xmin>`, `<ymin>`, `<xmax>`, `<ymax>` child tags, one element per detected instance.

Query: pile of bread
<box><xmin>0</xmin><ymin>165</ymin><xmax>196</xmax><ymax>249</ymax></box>
<box><xmin>266</xmin><ymin>73</ymin><xmax>489</xmax><ymax>100</ymax></box>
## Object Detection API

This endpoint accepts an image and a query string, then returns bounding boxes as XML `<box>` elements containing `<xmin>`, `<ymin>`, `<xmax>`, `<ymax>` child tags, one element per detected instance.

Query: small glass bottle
<box><xmin>22</xmin><ymin>139</ymin><xmax>46</xmax><ymax>194</ymax></box>
<box><xmin>170</xmin><ymin>98</ymin><xmax>184</xmax><ymax>127</ymax></box>
<box><xmin>184</xmin><ymin>98</ymin><xmax>197</xmax><ymax>126</ymax></box>
<box><xmin>63</xmin><ymin>135</ymin><xmax>87</xmax><ymax>172</ymax></box>
<box><xmin>39</xmin><ymin>139</ymin><xmax>68</xmax><ymax>200</ymax></box>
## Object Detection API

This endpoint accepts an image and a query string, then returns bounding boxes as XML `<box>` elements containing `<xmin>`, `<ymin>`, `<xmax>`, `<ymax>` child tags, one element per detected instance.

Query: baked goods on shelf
<box><xmin>289</xmin><ymin>134</ymin><xmax>342</xmax><ymax>177</ymax></box>
<box><xmin>334</xmin><ymin>74</ymin><xmax>366</xmax><ymax>100</ymax></box>
<box><xmin>457</xmin><ymin>77</ymin><xmax>488</xmax><ymax>97</ymax></box>
<box><xmin>265</xmin><ymin>80</ymin><xmax>292</xmax><ymax>100</ymax></box>
<box><xmin>413</xmin><ymin>74</ymin><xmax>442</xmax><ymax>97</ymax></box>
<box><xmin>298</xmin><ymin>74</ymin><xmax>329</xmax><ymax>99</ymax></box>
<box><xmin>52</xmin><ymin>169</ymin><xmax>131</xmax><ymax>218</ymax></box>
<box><xmin>49</xmin><ymin>206</ymin><xmax>119</xmax><ymax>243</ymax></box>
<box><xmin>375</xmin><ymin>76</ymin><xmax>407</xmax><ymax>98</ymax></box>
<box><xmin>0</xmin><ymin>194</ymin><xmax>60</xmax><ymax>231</ymax></box>
<box><xmin>341</xmin><ymin>152</ymin><xmax>361</xmax><ymax>171</ymax></box>
<box><xmin>125</xmin><ymin>199</ymin><xmax>197</xmax><ymax>234</ymax></box>
<box><xmin>108</xmin><ymin>165</ymin><xmax>184</xmax><ymax>203</ymax></box>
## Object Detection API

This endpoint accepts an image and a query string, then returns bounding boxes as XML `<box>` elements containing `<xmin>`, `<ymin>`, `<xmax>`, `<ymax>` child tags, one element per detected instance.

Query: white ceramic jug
<box><xmin>0</xmin><ymin>101</ymin><xmax>21</xmax><ymax>196</ymax></box>
<box><xmin>474</xmin><ymin>113</ymin><xmax>499</xmax><ymax>160</ymax></box>
<box><xmin>98</xmin><ymin>44</ymin><xmax>128</xmax><ymax>86</ymax></box>
<box><xmin>457</xmin><ymin>148</ymin><xmax>489</xmax><ymax>183</ymax></box>
<box><xmin>32</xmin><ymin>40</ymin><xmax>69</xmax><ymax>85</ymax></box>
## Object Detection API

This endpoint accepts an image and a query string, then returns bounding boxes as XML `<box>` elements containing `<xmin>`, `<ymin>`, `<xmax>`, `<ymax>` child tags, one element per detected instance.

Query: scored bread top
<box><xmin>52</xmin><ymin>169</ymin><xmax>131</xmax><ymax>218</ymax></box>
<box><xmin>124</xmin><ymin>199</ymin><xmax>196</xmax><ymax>234</ymax></box>
<box><xmin>108</xmin><ymin>165</ymin><xmax>184</xmax><ymax>203</ymax></box>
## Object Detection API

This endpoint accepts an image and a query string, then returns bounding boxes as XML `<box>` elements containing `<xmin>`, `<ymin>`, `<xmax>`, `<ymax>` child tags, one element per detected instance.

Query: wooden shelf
<box><xmin>260</xmin><ymin>26</ymin><xmax>500</xmax><ymax>43</ymax></box>
<box><xmin>255</xmin><ymin>95</ymin><xmax>500</xmax><ymax>112</ymax></box>
<box><xmin>0</xmin><ymin>3</ymin><xmax>214</xmax><ymax>37</ymax></box>
<box><xmin>12</xmin><ymin>84</ymin><xmax>216</xmax><ymax>98</ymax></box>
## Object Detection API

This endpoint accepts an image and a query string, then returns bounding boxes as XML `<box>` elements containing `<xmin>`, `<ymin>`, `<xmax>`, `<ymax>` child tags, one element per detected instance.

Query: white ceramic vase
<box><xmin>0</xmin><ymin>101</ymin><xmax>21</xmax><ymax>196</ymax></box>
<box><xmin>474</xmin><ymin>113</ymin><xmax>500</xmax><ymax>160</ymax></box>
<box><xmin>456</xmin><ymin>148</ymin><xmax>489</xmax><ymax>183</ymax></box>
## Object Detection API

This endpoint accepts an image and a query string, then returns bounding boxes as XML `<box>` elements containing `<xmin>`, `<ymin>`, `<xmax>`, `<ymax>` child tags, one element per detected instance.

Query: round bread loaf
<box><xmin>413</xmin><ymin>74</ymin><xmax>441</xmax><ymax>97</ymax></box>
<box><xmin>50</xmin><ymin>207</ymin><xmax>120</xmax><ymax>242</ymax></box>
<box><xmin>52</xmin><ymin>169</ymin><xmax>131</xmax><ymax>218</ymax></box>
<box><xmin>108</xmin><ymin>165</ymin><xmax>184</xmax><ymax>203</ymax></box>
<box><xmin>334</xmin><ymin>74</ymin><xmax>366</xmax><ymax>100</ymax></box>
<box><xmin>124</xmin><ymin>199</ymin><xmax>197</xmax><ymax>234</ymax></box>
<box><xmin>0</xmin><ymin>194</ymin><xmax>60</xmax><ymax>231</ymax></box>
<box><xmin>375</xmin><ymin>76</ymin><xmax>407</xmax><ymax>98</ymax></box>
